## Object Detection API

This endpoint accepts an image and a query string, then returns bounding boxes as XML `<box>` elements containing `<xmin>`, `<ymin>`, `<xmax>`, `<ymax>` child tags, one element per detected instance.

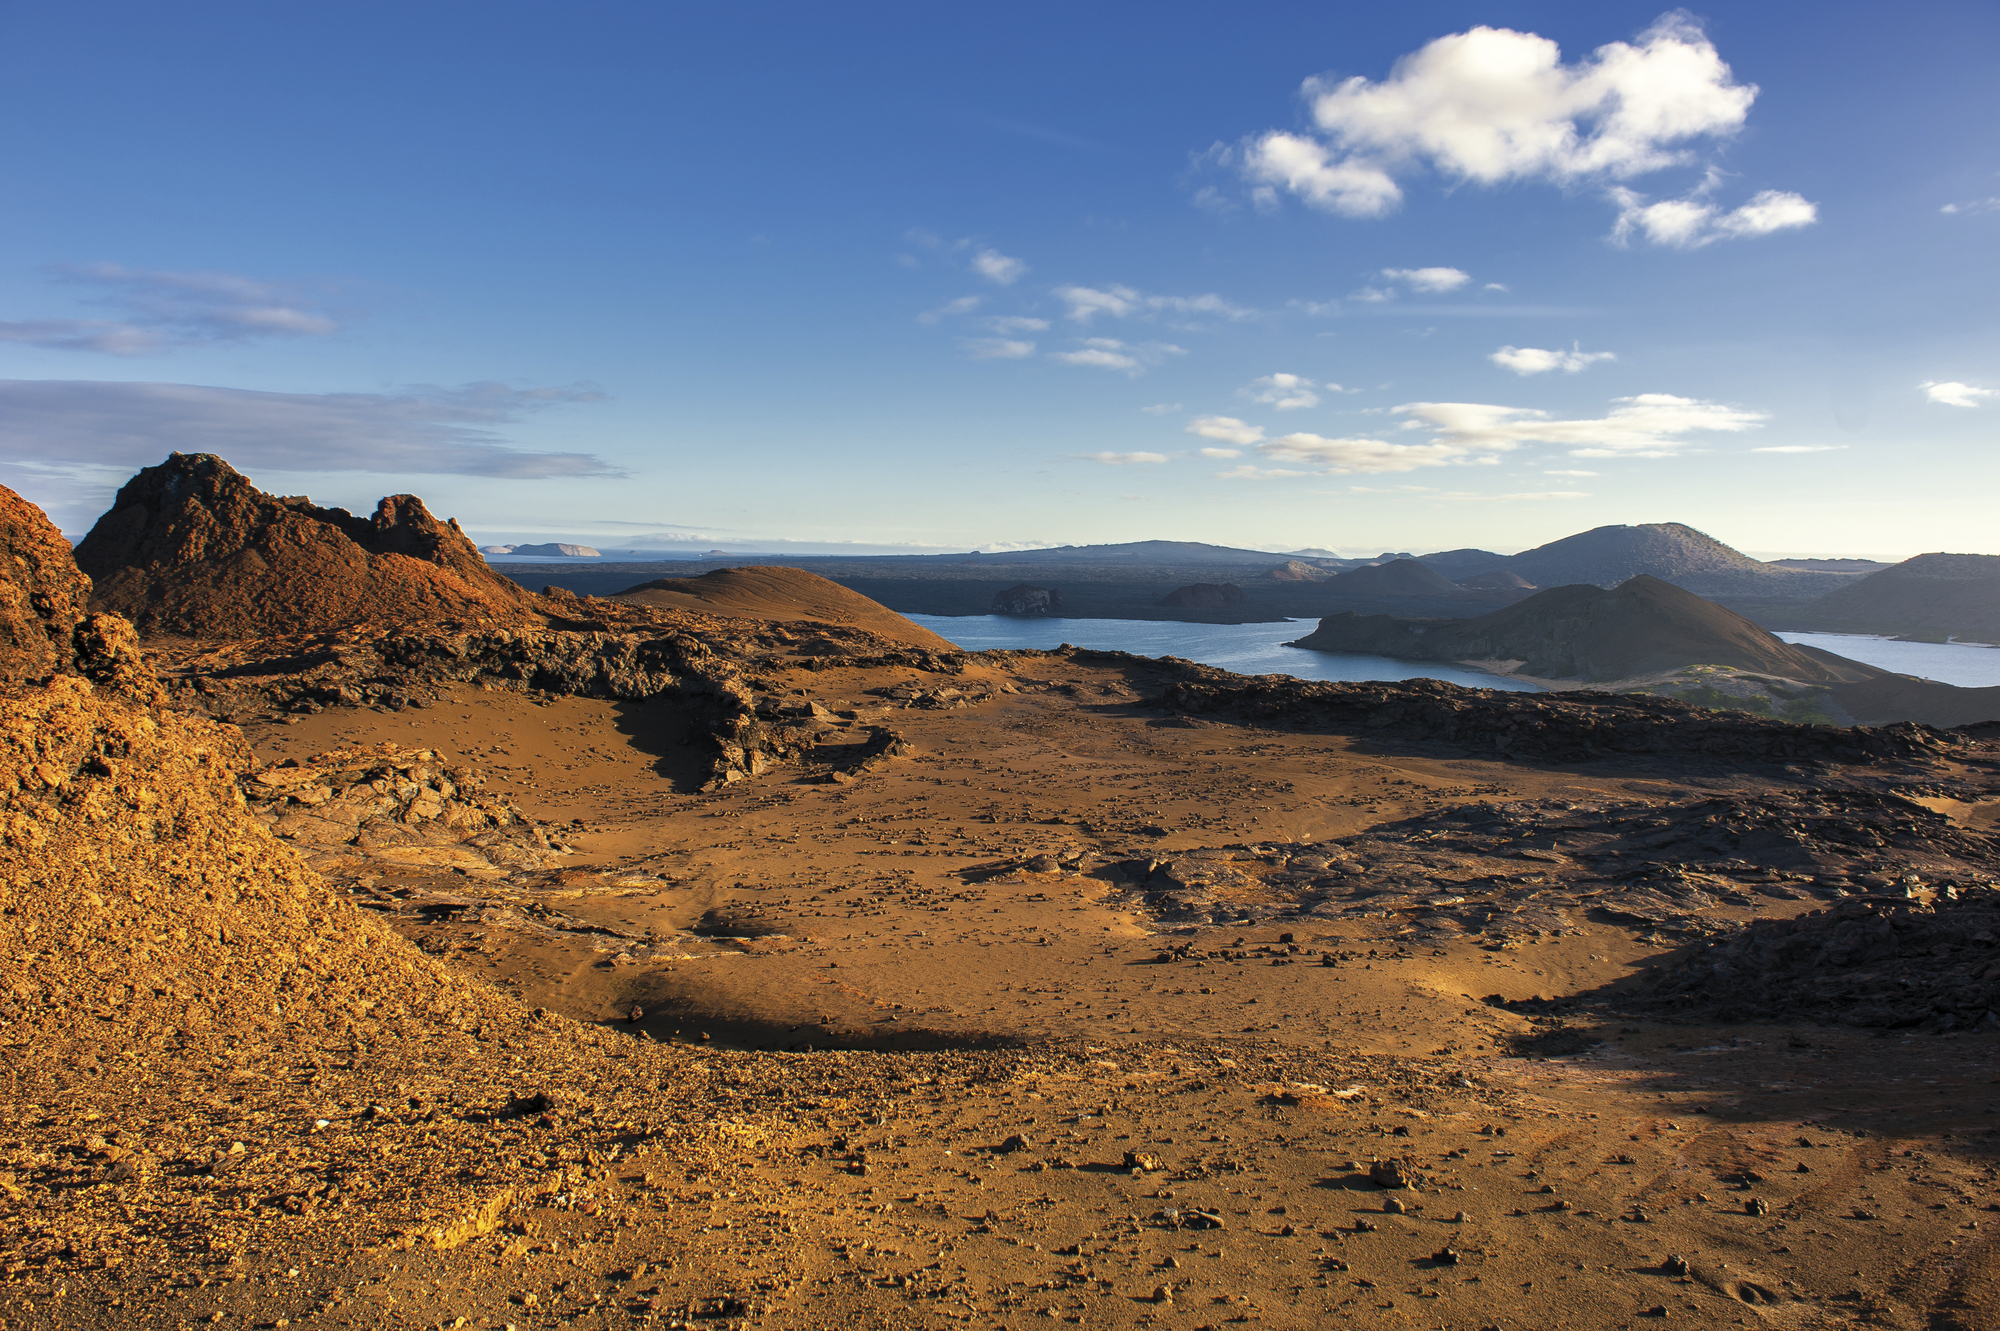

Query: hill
<box><xmin>1290</xmin><ymin>576</ymin><xmax>1855</xmax><ymax>683</ymax></box>
<box><xmin>612</xmin><ymin>565</ymin><xmax>957</xmax><ymax>650</ymax></box>
<box><xmin>1414</xmin><ymin>547</ymin><xmax>1509</xmax><ymax>581</ymax></box>
<box><xmin>1323</xmin><ymin>558</ymin><xmax>1463</xmax><ymax>598</ymax></box>
<box><xmin>1791</xmin><ymin>553</ymin><xmax>2000</xmax><ymax>643</ymax></box>
<box><xmin>74</xmin><ymin>453</ymin><xmax>543</xmax><ymax>639</ymax></box>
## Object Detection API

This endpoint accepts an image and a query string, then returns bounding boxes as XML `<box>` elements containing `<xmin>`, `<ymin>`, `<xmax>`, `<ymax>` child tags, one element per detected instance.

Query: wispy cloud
<box><xmin>1751</xmin><ymin>445</ymin><xmax>1844</xmax><ymax>454</ymax></box>
<box><xmin>0</xmin><ymin>379</ymin><xmax>616</xmax><ymax>488</ymax></box>
<box><xmin>1241</xmin><ymin>372</ymin><xmax>1327</xmax><ymax>410</ymax></box>
<box><xmin>1940</xmin><ymin>198</ymin><xmax>2000</xmax><ymax>216</ymax></box>
<box><xmin>1490</xmin><ymin>343</ymin><xmax>1616</xmax><ymax>374</ymax></box>
<box><xmin>1054</xmin><ymin>284</ymin><xmax>1254</xmax><ymax>325</ymax></box>
<box><xmin>1139</xmin><ymin>402</ymin><xmax>1184</xmax><ymax>415</ymax></box>
<box><xmin>0</xmin><ymin>263</ymin><xmax>344</xmax><ymax>355</ymax></box>
<box><xmin>1186</xmin><ymin>415</ymin><xmax>1265</xmax><ymax>445</ymax></box>
<box><xmin>1240</xmin><ymin>433</ymin><xmax>1472</xmax><ymax>475</ymax></box>
<box><xmin>1048</xmin><ymin>337</ymin><xmax>1185</xmax><ymax>375</ymax></box>
<box><xmin>971</xmin><ymin>249</ymin><xmax>1028</xmax><ymax>284</ymax></box>
<box><xmin>1921</xmin><ymin>380</ymin><xmax>1995</xmax><ymax>407</ymax></box>
<box><xmin>1080</xmin><ymin>451</ymin><xmax>1168</xmax><ymax>465</ymax></box>
<box><xmin>917</xmin><ymin>295</ymin><xmax>983</xmax><ymax>324</ymax></box>
<box><xmin>1381</xmin><ymin>267</ymin><xmax>1470</xmax><ymax>293</ymax></box>
<box><xmin>987</xmin><ymin>315</ymin><xmax>1049</xmax><ymax>333</ymax></box>
<box><xmin>1398</xmin><ymin>394</ymin><xmax>1764</xmax><ymax>458</ymax></box>
<box><xmin>1217</xmin><ymin>392</ymin><xmax>1764</xmax><ymax>480</ymax></box>
<box><xmin>961</xmin><ymin>338</ymin><xmax>1036</xmax><ymax>360</ymax></box>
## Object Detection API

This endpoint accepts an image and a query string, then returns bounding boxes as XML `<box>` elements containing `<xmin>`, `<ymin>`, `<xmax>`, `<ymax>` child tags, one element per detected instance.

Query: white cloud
<box><xmin>1242</xmin><ymin>372</ymin><xmax>1322</xmax><ymax>409</ymax></box>
<box><xmin>1752</xmin><ymin>445</ymin><xmax>1844</xmax><ymax>453</ymax></box>
<box><xmin>971</xmin><ymin>249</ymin><xmax>1028</xmax><ymax>284</ymax></box>
<box><xmin>1941</xmin><ymin>199</ymin><xmax>2000</xmax><ymax>216</ymax></box>
<box><xmin>1543</xmin><ymin>468</ymin><xmax>1598</xmax><ymax>476</ymax></box>
<box><xmin>1054</xmin><ymin>284</ymin><xmax>1253</xmax><ymax>324</ymax></box>
<box><xmin>1186</xmin><ymin>415</ymin><xmax>1266</xmax><ymax>445</ymax></box>
<box><xmin>1490</xmin><ymin>343</ymin><xmax>1617</xmax><ymax>374</ymax></box>
<box><xmin>987</xmin><ymin>315</ymin><xmax>1049</xmax><ymax>333</ymax></box>
<box><xmin>1610</xmin><ymin>185</ymin><xmax>1818</xmax><ymax>247</ymax></box>
<box><xmin>961</xmin><ymin>338</ymin><xmax>1036</xmax><ymax>360</ymax></box>
<box><xmin>0</xmin><ymin>378</ymin><xmax>616</xmax><ymax>521</ymax></box>
<box><xmin>1239</xmin><ymin>132</ymin><xmax>1403</xmax><ymax>218</ymax></box>
<box><xmin>1140</xmin><ymin>402</ymin><xmax>1184</xmax><ymax>415</ymax></box>
<box><xmin>1198</xmin><ymin>447</ymin><xmax>1241</xmax><ymax>458</ymax></box>
<box><xmin>1396</xmin><ymin>393</ymin><xmax>1764</xmax><ymax>457</ymax></box>
<box><xmin>1226</xmin><ymin>16</ymin><xmax>1816</xmax><ymax>238</ymax></box>
<box><xmin>0</xmin><ymin>263</ymin><xmax>342</xmax><ymax>355</ymax></box>
<box><xmin>1483</xmin><ymin>282</ymin><xmax>1510</xmax><ymax>292</ymax></box>
<box><xmin>917</xmin><ymin>294</ymin><xmax>983</xmax><ymax>324</ymax></box>
<box><xmin>1921</xmin><ymin>380</ymin><xmax>1996</xmax><ymax>407</ymax></box>
<box><xmin>1382</xmin><ymin>266</ymin><xmax>1470</xmax><ymax>293</ymax></box>
<box><xmin>1245</xmin><ymin>432</ymin><xmax>1470</xmax><ymax>474</ymax></box>
<box><xmin>1048</xmin><ymin>338</ymin><xmax>1185</xmax><ymax>374</ymax></box>
<box><xmin>1081</xmin><ymin>451</ymin><xmax>1168</xmax><ymax>466</ymax></box>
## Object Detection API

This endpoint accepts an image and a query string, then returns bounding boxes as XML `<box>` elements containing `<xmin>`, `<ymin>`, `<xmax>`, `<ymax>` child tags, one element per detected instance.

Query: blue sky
<box><xmin>1</xmin><ymin>1</ymin><xmax>1995</xmax><ymax>559</ymax></box>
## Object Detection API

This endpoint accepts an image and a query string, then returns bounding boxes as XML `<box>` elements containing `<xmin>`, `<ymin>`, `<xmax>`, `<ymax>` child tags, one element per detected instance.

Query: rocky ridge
<box><xmin>74</xmin><ymin>453</ymin><xmax>545</xmax><ymax>638</ymax></box>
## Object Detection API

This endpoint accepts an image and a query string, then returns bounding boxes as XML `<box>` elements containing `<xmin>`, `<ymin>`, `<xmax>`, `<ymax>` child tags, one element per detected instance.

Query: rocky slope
<box><xmin>0</xmin><ymin>484</ymin><xmax>93</xmax><ymax>682</ymax></box>
<box><xmin>74</xmin><ymin>453</ymin><xmax>545</xmax><ymax>638</ymax></box>
<box><xmin>1792</xmin><ymin>552</ymin><xmax>2000</xmax><ymax>643</ymax></box>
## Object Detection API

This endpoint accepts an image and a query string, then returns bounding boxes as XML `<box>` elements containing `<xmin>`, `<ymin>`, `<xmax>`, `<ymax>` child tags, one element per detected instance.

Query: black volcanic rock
<box><xmin>992</xmin><ymin>584</ymin><xmax>1063</xmax><ymax>615</ymax></box>
<box><xmin>1157</xmin><ymin>583</ymin><xmax>1245</xmax><ymax>610</ymax></box>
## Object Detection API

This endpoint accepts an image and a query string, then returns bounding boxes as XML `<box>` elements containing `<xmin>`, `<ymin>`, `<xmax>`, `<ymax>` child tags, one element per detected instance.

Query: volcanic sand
<box><xmin>64</xmin><ymin>643</ymin><xmax>1984</xmax><ymax>1331</ymax></box>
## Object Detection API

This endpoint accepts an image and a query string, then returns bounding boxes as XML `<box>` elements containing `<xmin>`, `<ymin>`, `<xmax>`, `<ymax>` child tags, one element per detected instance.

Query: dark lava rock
<box><xmin>1635</xmin><ymin>888</ymin><xmax>2000</xmax><ymax>1029</ymax></box>
<box><xmin>1156</xmin><ymin>582</ymin><xmax>1245</xmax><ymax>610</ymax></box>
<box><xmin>991</xmin><ymin>584</ymin><xmax>1062</xmax><ymax>616</ymax></box>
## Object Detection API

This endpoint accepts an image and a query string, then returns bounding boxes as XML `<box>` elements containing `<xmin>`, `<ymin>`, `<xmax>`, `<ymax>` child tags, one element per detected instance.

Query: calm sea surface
<box><xmin>905</xmin><ymin>614</ymin><xmax>1541</xmax><ymax>692</ymax></box>
<box><xmin>907</xmin><ymin>617</ymin><xmax>2000</xmax><ymax>692</ymax></box>
<box><xmin>1774</xmin><ymin>632</ymin><xmax>2000</xmax><ymax>688</ymax></box>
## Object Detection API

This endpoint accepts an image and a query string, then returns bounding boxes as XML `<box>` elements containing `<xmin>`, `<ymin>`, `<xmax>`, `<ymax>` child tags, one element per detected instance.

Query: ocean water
<box><xmin>905</xmin><ymin>614</ymin><xmax>1542</xmax><ymax>692</ymax></box>
<box><xmin>1774</xmin><ymin>632</ymin><xmax>2000</xmax><ymax>688</ymax></box>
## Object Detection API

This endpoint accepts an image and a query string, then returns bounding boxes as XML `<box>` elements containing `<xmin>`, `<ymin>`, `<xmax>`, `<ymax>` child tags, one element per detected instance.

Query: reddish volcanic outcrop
<box><xmin>74</xmin><ymin>454</ymin><xmax>543</xmax><ymax>639</ymax></box>
<box><xmin>0</xmin><ymin>483</ymin><xmax>94</xmax><ymax>682</ymax></box>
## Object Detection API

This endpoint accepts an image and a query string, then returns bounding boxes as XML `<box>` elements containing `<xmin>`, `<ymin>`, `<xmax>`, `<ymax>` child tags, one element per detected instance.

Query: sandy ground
<box><xmin>11</xmin><ymin>649</ymin><xmax>1999</xmax><ymax>1330</ymax></box>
